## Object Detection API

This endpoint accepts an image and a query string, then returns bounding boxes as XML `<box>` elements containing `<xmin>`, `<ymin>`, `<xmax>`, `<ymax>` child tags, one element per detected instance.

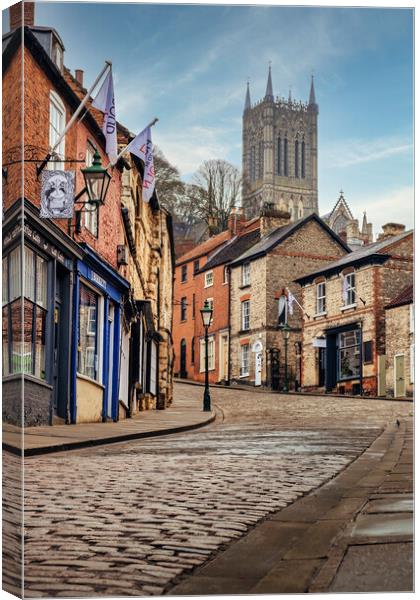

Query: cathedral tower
<box><xmin>242</xmin><ymin>68</ymin><xmax>319</xmax><ymax>221</ymax></box>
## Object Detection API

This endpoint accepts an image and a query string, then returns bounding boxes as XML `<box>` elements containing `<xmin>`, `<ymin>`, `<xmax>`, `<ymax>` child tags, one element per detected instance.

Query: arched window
<box><xmin>277</xmin><ymin>137</ymin><xmax>282</xmax><ymax>175</ymax></box>
<box><xmin>259</xmin><ymin>141</ymin><xmax>264</xmax><ymax>179</ymax></box>
<box><xmin>295</xmin><ymin>140</ymin><xmax>299</xmax><ymax>178</ymax></box>
<box><xmin>283</xmin><ymin>137</ymin><xmax>288</xmax><ymax>176</ymax></box>
<box><xmin>301</xmin><ymin>140</ymin><xmax>305</xmax><ymax>178</ymax></box>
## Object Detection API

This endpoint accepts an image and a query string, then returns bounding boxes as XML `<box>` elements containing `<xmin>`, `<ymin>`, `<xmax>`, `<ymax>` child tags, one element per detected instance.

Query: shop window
<box><xmin>316</xmin><ymin>282</ymin><xmax>326</xmax><ymax>314</ymax></box>
<box><xmin>84</xmin><ymin>142</ymin><xmax>98</xmax><ymax>236</ymax></box>
<box><xmin>181</xmin><ymin>264</ymin><xmax>187</xmax><ymax>283</ymax></box>
<box><xmin>49</xmin><ymin>90</ymin><xmax>66</xmax><ymax>169</ymax></box>
<box><xmin>3</xmin><ymin>246</ymin><xmax>48</xmax><ymax>379</ymax></box>
<box><xmin>343</xmin><ymin>272</ymin><xmax>356</xmax><ymax>306</ymax></box>
<box><xmin>180</xmin><ymin>297</ymin><xmax>187</xmax><ymax>321</ymax></box>
<box><xmin>241</xmin><ymin>300</ymin><xmax>250</xmax><ymax>331</ymax></box>
<box><xmin>240</xmin><ymin>344</ymin><xmax>250</xmax><ymax>376</ymax></box>
<box><xmin>205</xmin><ymin>270</ymin><xmax>213</xmax><ymax>288</ymax></box>
<box><xmin>200</xmin><ymin>336</ymin><xmax>215</xmax><ymax>372</ymax></box>
<box><xmin>338</xmin><ymin>330</ymin><xmax>361</xmax><ymax>380</ymax></box>
<box><xmin>242</xmin><ymin>262</ymin><xmax>251</xmax><ymax>287</ymax></box>
<box><xmin>278</xmin><ymin>295</ymin><xmax>287</xmax><ymax>326</ymax></box>
<box><xmin>363</xmin><ymin>340</ymin><xmax>373</xmax><ymax>364</ymax></box>
<box><xmin>78</xmin><ymin>283</ymin><xmax>100</xmax><ymax>381</ymax></box>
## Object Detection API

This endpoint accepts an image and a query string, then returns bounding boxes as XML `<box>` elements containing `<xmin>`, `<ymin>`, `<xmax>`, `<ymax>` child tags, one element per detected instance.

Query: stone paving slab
<box><xmin>2</xmin><ymin>396</ymin><xmax>216</xmax><ymax>455</ymax></box>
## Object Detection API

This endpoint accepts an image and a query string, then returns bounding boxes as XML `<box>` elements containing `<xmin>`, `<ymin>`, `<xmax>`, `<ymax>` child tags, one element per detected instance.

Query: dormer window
<box><xmin>52</xmin><ymin>41</ymin><xmax>63</xmax><ymax>72</ymax></box>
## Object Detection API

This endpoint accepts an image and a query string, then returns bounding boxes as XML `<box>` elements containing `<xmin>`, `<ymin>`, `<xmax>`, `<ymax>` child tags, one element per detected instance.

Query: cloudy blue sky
<box><xmin>3</xmin><ymin>1</ymin><xmax>414</xmax><ymax>233</ymax></box>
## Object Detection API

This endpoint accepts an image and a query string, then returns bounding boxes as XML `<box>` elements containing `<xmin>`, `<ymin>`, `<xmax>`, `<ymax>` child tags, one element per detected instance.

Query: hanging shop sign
<box><xmin>40</xmin><ymin>170</ymin><xmax>75</xmax><ymax>219</ymax></box>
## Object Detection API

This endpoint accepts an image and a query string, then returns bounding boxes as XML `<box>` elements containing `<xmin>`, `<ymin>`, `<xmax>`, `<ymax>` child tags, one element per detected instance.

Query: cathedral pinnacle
<box><xmin>265</xmin><ymin>63</ymin><xmax>273</xmax><ymax>101</ymax></box>
<box><xmin>308</xmin><ymin>75</ymin><xmax>318</xmax><ymax>113</ymax></box>
<box><xmin>244</xmin><ymin>80</ymin><xmax>251</xmax><ymax>112</ymax></box>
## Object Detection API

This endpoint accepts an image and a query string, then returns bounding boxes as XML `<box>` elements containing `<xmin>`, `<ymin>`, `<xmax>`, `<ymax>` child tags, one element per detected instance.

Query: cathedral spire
<box><xmin>362</xmin><ymin>211</ymin><xmax>368</xmax><ymax>234</ymax></box>
<box><xmin>308</xmin><ymin>75</ymin><xmax>318</xmax><ymax>112</ymax></box>
<box><xmin>244</xmin><ymin>80</ymin><xmax>251</xmax><ymax>112</ymax></box>
<box><xmin>265</xmin><ymin>63</ymin><xmax>273</xmax><ymax>101</ymax></box>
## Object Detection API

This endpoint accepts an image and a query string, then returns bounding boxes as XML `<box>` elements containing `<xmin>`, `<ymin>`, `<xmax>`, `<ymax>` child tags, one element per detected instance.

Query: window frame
<box><xmin>193</xmin><ymin>259</ymin><xmax>200</xmax><ymax>275</ymax></box>
<box><xmin>241</xmin><ymin>262</ymin><xmax>251</xmax><ymax>287</ymax></box>
<box><xmin>204</xmin><ymin>270</ymin><xmax>214</xmax><ymax>288</ymax></box>
<box><xmin>181</xmin><ymin>264</ymin><xmax>188</xmax><ymax>283</ymax></box>
<box><xmin>48</xmin><ymin>90</ymin><xmax>66</xmax><ymax>170</ymax></box>
<box><xmin>315</xmin><ymin>282</ymin><xmax>326</xmax><ymax>315</ymax></box>
<box><xmin>240</xmin><ymin>343</ymin><xmax>250</xmax><ymax>377</ymax></box>
<box><xmin>200</xmin><ymin>335</ymin><xmax>215</xmax><ymax>372</ymax></box>
<box><xmin>337</xmin><ymin>329</ymin><xmax>361</xmax><ymax>381</ymax></box>
<box><xmin>77</xmin><ymin>280</ymin><xmax>103</xmax><ymax>383</ymax></box>
<box><xmin>180</xmin><ymin>296</ymin><xmax>187</xmax><ymax>322</ymax></box>
<box><xmin>343</xmin><ymin>272</ymin><xmax>356</xmax><ymax>307</ymax></box>
<box><xmin>241</xmin><ymin>299</ymin><xmax>250</xmax><ymax>331</ymax></box>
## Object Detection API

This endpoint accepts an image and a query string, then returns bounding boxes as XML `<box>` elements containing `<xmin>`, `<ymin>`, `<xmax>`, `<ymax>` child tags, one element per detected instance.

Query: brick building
<box><xmin>228</xmin><ymin>207</ymin><xmax>350</xmax><ymax>388</ymax></box>
<box><xmin>296</xmin><ymin>225</ymin><xmax>413</xmax><ymax>396</ymax></box>
<box><xmin>2</xmin><ymin>2</ymin><xmax>174</xmax><ymax>426</ymax></box>
<box><xmin>385</xmin><ymin>284</ymin><xmax>414</xmax><ymax>398</ymax></box>
<box><xmin>173</xmin><ymin>209</ymin><xmax>258</xmax><ymax>382</ymax></box>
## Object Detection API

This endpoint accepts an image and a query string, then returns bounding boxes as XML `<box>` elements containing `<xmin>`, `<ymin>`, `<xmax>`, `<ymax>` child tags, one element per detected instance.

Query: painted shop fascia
<box><xmin>71</xmin><ymin>243</ymin><xmax>130</xmax><ymax>424</ymax></box>
<box><xmin>2</xmin><ymin>199</ymin><xmax>84</xmax><ymax>427</ymax></box>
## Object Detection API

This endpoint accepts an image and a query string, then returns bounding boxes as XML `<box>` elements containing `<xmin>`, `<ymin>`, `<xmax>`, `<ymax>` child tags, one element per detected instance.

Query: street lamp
<box><xmin>281</xmin><ymin>323</ymin><xmax>291</xmax><ymax>392</ymax></box>
<box><xmin>81</xmin><ymin>149</ymin><xmax>111</xmax><ymax>206</ymax></box>
<box><xmin>200</xmin><ymin>300</ymin><xmax>213</xmax><ymax>412</ymax></box>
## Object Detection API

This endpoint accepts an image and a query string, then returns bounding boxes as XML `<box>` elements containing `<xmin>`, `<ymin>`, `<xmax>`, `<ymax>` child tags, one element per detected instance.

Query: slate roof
<box><xmin>295</xmin><ymin>230</ymin><xmax>413</xmax><ymax>285</ymax></box>
<box><xmin>200</xmin><ymin>228</ymin><xmax>261</xmax><ymax>272</ymax></box>
<box><xmin>229</xmin><ymin>213</ymin><xmax>350</xmax><ymax>268</ymax></box>
<box><xmin>385</xmin><ymin>284</ymin><xmax>414</xmax><ymax>310</ymax></box>
<box><xmin>176</xmin><ymin>229</ymin><xmax>232</xmax><ymax>266</ymax></box>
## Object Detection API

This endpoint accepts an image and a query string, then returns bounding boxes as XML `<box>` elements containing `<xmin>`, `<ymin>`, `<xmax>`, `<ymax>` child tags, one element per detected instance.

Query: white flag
<box><xmin>287</xmin><ymin>290</ymin><xmax>296</xmax><ymax>315</ymax></box>
<box><xmin>125</xmin><ymin>126</ymin><xmax>155</xmax><ymax>202</ymax></box>
<box><xmin>92</xmin><ymin>70</ymin><xmax>118</xmax><ymax>164</ymax></box>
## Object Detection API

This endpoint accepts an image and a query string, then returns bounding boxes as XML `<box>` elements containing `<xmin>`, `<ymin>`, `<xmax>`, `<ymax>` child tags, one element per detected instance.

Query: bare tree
<box><xmin>153</xmin><ymin>146</ymin><xmax>186</xmax><ymax>215</ymax></box>
<box><xmin>192</xmin><ymin>159</ymin><xmax>242</xmax><ymax>233</ymax></box>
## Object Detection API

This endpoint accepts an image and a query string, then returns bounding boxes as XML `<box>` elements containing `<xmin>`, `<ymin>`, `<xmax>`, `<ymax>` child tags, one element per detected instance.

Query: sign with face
<box><xmin>40</xmin><ymin>170</ymin><xmax>75</xmax><ymax>218</ymax></box>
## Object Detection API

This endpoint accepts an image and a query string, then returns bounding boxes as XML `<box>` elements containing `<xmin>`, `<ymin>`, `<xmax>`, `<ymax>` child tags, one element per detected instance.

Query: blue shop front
<box><xmin>71</xmin><ymin>244</ymin><xmax>130</xmax><ymax>423</ymax></box>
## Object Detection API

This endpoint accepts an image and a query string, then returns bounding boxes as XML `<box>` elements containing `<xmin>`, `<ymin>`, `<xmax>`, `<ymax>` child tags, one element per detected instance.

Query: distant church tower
<box><xmin>242</xmin><ymin>67</ymin><xmax>319</xmax><ymax>220</ymax></box>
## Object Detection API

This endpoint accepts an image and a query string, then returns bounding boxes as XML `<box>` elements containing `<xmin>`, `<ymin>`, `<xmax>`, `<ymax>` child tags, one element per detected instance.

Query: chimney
<box><xmin>75</xmin><ymin>69</ymin><xmax>84</xmax><ymax>87</ymax></box>
<box><xmin>228</xmin><ymin>207</ymin><xmax>246</xmax><ymax>235</ymax></box>
<box><xmin>10</xmin><ymin>1</ymin><xmax>35</xmax><ymax>31</ymax></box>
<box><xmin>377</xmin><ymin>223</ymin><xmax>406</xmax><ymax>241</ymax></box>
<box><xmin>259</xmin><ymin>202</ymin><xmax>291</xmax><ymax>237</ymax></box>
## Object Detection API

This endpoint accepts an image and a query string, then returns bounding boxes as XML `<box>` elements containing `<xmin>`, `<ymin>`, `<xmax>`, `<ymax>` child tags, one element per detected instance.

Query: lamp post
<box><xmin>200</xmin><ymin>300</ymin><xmax>213</xmax><ymax>412</ymax></box>
<box><xmin>281</xmin><ymin>323</ymin><xmax>291</xmax><ymax>392</ymax></box>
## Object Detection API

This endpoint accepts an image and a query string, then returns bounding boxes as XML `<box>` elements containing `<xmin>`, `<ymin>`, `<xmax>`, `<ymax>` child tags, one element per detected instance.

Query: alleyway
<box><xmin>3</xmin><ymin>383</ymin><xmax>413</xmax><ymax>597</ymax></box>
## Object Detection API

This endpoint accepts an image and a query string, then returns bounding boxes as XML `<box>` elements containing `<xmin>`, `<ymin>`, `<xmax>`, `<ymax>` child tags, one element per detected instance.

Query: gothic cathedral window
<box><xmin>283</xmin><ymin>138</ymin><xmax>288</xmax><ymax>176</ymax></box>
<box><xmin>277</xmin><ymin>137</ymin><xmax>281</xmax><ymax>175</ymax></box>
<box><xmin>295</xmin><ymin>140</ymin><xmax>299</xmax><ymax>178</ymax></box>
<box><xmin>301</xmin><ymin>140</ymin><xmax>305</xmax><ymax>178</ymax></box>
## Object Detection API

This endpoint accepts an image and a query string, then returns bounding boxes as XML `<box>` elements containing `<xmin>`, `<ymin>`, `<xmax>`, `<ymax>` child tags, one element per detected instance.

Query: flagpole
<box><xmin>107</xmin><ymin>117</ymin><xmax>159</xmax><ymax>168</ymax></box>
<box><xmin>51</xmin><ymin>61</ymin><xmax>112</xmax><ymax>156</ymax></box>
<box><xmin>286</xmin><ymin>287</ymin><xmax>310</xmax><ymax>320</ymax></box>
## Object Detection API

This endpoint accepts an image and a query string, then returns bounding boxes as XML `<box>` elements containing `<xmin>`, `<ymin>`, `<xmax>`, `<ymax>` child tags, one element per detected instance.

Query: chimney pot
<box><xmin>75</xmin><ymin>69</ymin><xmax>84</xmax><ymax>87</ymax></box>
<box><xmin>10</xmin><ymin>1</ymin><xmax>35</xmax><ymax>31</ymax></box>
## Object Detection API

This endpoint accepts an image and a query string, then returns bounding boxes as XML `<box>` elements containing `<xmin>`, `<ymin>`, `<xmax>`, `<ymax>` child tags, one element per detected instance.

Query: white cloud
<box><xmin>324</xmin><ymin>135</ymin><xmax>413</xmax><ymax>168</ymax></box>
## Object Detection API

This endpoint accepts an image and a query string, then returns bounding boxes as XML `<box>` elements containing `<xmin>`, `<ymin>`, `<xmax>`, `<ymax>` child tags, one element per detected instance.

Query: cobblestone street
<box><xmin>3</xmin><ymin>384</ymin><xmax>413</xmax><ymax>597</ymax></box>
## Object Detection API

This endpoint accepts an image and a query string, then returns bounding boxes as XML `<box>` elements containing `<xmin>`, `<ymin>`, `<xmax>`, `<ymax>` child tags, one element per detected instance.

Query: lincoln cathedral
<box><xmin>242</xmin><ymin>66</ymin><xmax>318</xmax><ymax>220</ymax></box>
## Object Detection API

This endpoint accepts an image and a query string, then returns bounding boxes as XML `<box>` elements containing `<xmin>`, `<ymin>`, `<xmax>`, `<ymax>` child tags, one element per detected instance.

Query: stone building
<box><xmin>242</xmin><ymin>67</ymin><xmax>318</xmax><ymax>220</ymax></box>
<box><xmin>323</xmin><ymin>191</ymin><xmax>373</xmax><ymax>249</ymax></box>
<box><xmin>228</xmin><ymin>207</ymin><xmax>350</xmax><ymax>389</ymax></box>
<box><xmin>296</xmin><ymin>225</ymin><xmax>413</xmax><ymax>396</ymax></box>
<box><xmin>385</xmin><ymin>284</ymin><xmax>414</xmax><ymax>398</ymax></box>
<box><xmin>2</xmin><ymin>2</ymin><xmax>174</xmax><ymax>425</ymax></box>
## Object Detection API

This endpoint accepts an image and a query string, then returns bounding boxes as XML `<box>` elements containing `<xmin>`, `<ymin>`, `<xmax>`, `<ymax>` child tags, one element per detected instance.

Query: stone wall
<box><xmin>385</xmin><ymin>304</ymin><xmax>414</xmax><ymax>397</ymax></box>
<box><xmin>3</xmin><ymin>376</ymin><xmax>52</xmax><ymax>427</ymax></box>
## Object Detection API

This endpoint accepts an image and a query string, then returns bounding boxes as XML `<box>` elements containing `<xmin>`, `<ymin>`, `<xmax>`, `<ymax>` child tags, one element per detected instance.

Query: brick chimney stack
<box><xmin>377</xmin><ymin>222</ymin><xmax>406</xmax><ymax>241</ymax></box>
<box><xmin>228</xmin><ymin>207</ymin><xmax>246</xmax><ymax>235</ymax></box>
<box><xmin>75</xmin><ymin>69</ymin><xmax>84</xmax><ymax>87</ymax></box>
<box><xmin>10</xmin><ymin>1</ymin><xmax>35</xmax><ymax>31</ymax></box>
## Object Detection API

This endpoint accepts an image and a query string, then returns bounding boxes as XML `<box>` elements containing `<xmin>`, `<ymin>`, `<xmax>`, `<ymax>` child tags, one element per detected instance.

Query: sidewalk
<box><xmin>169</xmin><ymin>417</ymin><xmax>413</xmax><ymax>595</ymax></box>
<box><xmin>2</xmin><ymin>396</ymin><xmax>216</xmax><ymax>456</ymax></box>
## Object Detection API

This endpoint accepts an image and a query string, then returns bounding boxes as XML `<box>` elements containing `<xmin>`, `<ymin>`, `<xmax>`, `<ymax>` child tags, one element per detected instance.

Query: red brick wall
<box><xmin>3</xmin><ymin>47</ymin><xmax>23</xmax><ymax>210</ymax></box>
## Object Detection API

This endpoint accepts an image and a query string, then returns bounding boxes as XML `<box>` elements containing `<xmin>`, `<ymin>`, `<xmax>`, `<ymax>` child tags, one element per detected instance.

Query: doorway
<box><xmin>318</xmin><ymin>347</ymin><xmax>326</xmax><ymax>387</ymax></box>
<box><xmin>180</xmin><ymin>339</ymin><xmax>187</xmax><ymax>378</ymax></box>
<box><xmin>106</xmin><ymin>304</ymin><xmax>115</xmax><ymax>419</ymax></box>
<box><xmin>52</xmin><ymin>265</ymin><xmax>69</xmax><ymax>420</ymax></box>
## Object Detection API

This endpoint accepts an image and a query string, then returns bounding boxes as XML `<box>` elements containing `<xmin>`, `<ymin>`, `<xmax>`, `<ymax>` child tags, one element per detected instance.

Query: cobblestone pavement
<box><xmin>3</xmin><ymin>385</ymin><xmax>413</xmax><ymax>597</ymax></box>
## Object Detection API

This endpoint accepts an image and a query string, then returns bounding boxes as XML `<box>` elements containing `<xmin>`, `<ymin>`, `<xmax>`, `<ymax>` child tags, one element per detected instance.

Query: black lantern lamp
<box><xmin>200</xmin><ymin>300</ymin><xmax>213</xmax><ymax>412</ymax></box>
<box><xmin>81</xmin><ymin>149</ymin><xmax>111</xmax><ymax>206</ymax></box>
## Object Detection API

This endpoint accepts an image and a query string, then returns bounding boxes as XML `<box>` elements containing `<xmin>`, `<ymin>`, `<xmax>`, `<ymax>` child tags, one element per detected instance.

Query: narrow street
<box><xmin>4</xmin><ymin>383</ymin><xmax>413</xmax><ymax>597</ymax></box>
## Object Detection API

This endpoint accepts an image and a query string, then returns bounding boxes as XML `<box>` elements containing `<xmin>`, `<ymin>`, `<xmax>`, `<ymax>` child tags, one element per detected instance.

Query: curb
<box><xmin>3</xmin><ymin>412</ymin><xmax>217</xmax><ymax>457</ymax></box>
<box><xmin>174</xmin><ymin>378</ymin><xmax>413</xmax><ymax>403</ymax></box>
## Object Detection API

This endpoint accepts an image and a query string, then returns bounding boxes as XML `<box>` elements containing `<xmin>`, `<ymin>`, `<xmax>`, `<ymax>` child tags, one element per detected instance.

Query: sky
<box><xmin>3</xmin><ymin>1</ymin><xmax>414</xmax><ymax>234</ymax></box>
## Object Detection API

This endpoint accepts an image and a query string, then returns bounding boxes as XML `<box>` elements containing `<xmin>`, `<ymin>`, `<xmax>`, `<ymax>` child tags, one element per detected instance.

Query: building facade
<box><xmin>228</xmin><ymin>209</ymin><xmax>350</xmax><ymax>389</ymax></box>
<box><xmin>242</xmin><ymin>67</ymin><xmax>318</xmax><ymax>220</ymax></box>
<box><xmin>385</xmin><ymin>284</ymin><xmax>414</xmax><ymax>398</ymax></box>
<box><xmin>296</xmin><ymin>226</ymin><xmax>413</xmax><ymax>396</ymax></box>
<box><xmin>2</xmin><ymin>3</ymin><xmax>174</xmax><ymax>426</ymax></box>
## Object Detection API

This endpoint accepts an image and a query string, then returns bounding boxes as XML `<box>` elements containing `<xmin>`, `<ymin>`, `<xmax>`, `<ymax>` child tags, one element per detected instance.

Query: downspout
<box><xmin>227</xmin><ymin>265</ymin><xmax>232</xmax><ymax>384</ymax></box>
